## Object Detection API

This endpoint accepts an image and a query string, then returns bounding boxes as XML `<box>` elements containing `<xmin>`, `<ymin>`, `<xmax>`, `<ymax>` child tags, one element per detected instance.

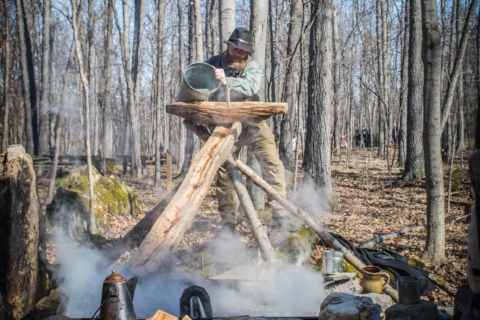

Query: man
<box><xmin>204</xmin><ymin>27</ymin><xmax>289</xmax><ymax>232</ymax></box>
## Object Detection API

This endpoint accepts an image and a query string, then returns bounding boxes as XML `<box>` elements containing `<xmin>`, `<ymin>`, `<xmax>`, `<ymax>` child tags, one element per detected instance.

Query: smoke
<box><xmin>291</xmin><ymin>178</ymin><xmax>333</xmax><ymax>217</ymax></box>
<box><xmin>52</xmin><ymin>206</ymin><xmax>327</xmax><ymax>318</ymax></box>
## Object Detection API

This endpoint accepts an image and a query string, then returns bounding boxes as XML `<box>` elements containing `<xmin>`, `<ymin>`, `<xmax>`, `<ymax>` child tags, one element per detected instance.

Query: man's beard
<box><xmin>225</xmin><ymin>51</ymin><xmax>248</xmax><ymax>72</ymax></box>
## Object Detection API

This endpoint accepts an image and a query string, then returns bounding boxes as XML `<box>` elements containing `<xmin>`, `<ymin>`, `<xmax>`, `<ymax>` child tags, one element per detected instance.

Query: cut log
<box><xmin>146</xmin><ymin>310</ymin><xmax>179</xmax><ymax>320</ymax></box>
<box><xmin>123</xmin><ymin>123</ymin><xmax>242</xmax><ymax>272</ymax></box>
<box><xmin>166</xmin><ymin>101</ymin><xmax>288</xmax><ymax>124</ymax></box>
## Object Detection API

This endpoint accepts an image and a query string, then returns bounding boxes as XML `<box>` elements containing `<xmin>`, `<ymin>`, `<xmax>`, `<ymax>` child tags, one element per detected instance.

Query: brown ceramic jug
<box><xmin>360</xmin><ymin>265</ymin><xmax>390</xmax><ymax>294</ymax></box>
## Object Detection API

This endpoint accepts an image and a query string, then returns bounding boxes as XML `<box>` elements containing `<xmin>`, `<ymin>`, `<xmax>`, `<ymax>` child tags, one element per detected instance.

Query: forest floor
<box><xmin>36</xmin><ymin>146</ymin><xmax>473</xmax><ymax>309</ymax></box>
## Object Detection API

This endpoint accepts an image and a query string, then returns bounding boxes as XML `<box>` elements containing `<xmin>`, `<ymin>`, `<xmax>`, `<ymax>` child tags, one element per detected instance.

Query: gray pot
<box><xmin>177</xmin><ymin>62</ymin><xmax>221</xmax><ymax>102</ymax></box>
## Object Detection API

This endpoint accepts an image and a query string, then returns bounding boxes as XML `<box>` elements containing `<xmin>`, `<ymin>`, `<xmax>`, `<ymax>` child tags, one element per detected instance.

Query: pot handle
<box><xmin>419</xmin><ymin>278</ymin><xmax>429</xmax><ymax>296</ymax></box>
<box><xmin>381</xmin><ymin>272</ymin><xmax>390</xmax><ymax>289</ymax></box>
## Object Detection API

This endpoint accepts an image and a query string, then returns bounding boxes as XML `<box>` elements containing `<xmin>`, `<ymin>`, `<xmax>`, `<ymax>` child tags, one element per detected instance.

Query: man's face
<box><xmin>227</xmin><ymin>45</ymin><xmax>248</xmax><ymax>60</ymax></box>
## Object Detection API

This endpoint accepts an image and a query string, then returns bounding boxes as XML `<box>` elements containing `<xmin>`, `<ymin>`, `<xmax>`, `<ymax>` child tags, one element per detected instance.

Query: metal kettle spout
<box><xmin>126</xmin><ymin>277</ymin><xmax>138</xmax><ymax>300</ymax></box>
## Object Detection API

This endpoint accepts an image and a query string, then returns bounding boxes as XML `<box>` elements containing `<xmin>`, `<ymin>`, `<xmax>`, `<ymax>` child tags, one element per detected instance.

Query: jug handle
<box><xmin>381</xmin><ymin>272</ymin><xmax>390</xmax><ymax>289</ymax></box>
<box><xmin>419</xmin><ymin>278</ymin><xmax>429</xmax><ymax>296</ymax></box>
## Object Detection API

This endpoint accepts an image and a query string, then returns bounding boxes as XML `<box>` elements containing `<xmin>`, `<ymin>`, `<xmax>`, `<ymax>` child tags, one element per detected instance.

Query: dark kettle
<box><xmin>99</xmin><ymin>271</ymin><xmax>138</xmax><ymax>320</ymax></box>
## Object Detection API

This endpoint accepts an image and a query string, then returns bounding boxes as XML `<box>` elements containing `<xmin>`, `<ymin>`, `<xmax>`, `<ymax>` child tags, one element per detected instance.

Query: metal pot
<box><xmin>99</xmin><ymin>271</ymin><xmax>138</xmax><ymax>320</ymax></box>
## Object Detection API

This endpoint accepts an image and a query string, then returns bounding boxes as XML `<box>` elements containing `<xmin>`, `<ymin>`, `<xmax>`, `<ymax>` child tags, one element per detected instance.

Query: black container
<box><xmin>100</xmin><ymin>271</ymin><xmax>138</xmax><ymax>320</ymax></box>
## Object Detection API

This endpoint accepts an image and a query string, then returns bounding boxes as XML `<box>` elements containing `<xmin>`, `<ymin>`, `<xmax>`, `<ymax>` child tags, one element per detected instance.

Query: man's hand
<box><xmin>214</xmin><ymin>68</ymin><xmax>227</xmax><ymax>87</ymax></box>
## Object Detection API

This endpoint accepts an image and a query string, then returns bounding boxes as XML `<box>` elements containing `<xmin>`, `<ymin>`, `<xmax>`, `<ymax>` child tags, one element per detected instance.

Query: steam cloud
<box><xmin>52</xmin><ymin>171</ymin><xmax>329</xmax><ymax>318</ymax></box>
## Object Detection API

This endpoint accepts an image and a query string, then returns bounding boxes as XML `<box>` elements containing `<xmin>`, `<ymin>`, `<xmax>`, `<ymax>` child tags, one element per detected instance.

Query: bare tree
<box><xmin>303</xmin><ymin>0</ymin><xmax>333</xmax><ymax>198</ymax></box>
<box><xmin>219</xmin><ymin>0</ymin><xmax>236</xmax><ymax>49</ymax></box>
<box><xmin>71</xmin><ymin>0</ymin><xmax>97</xmax><ymax>234</ymax></box>
<box><xmin>279</xmin><ymin>0</ymin><xmax>303</xmax><ymax>169</ymax></box>
<box><xmin>440</xmin><ymin>0</ymin><xmax>479</xmax><ymax>131</ymax></box>
<box><xmin>403</xmin><ymin>0</ymin><xmax>425</xmax><ymax>179</ymax></box>
<box><xmin>14</xmin><ymin>0</ymin><xmax>35</xmax><ymax>154</ymax></box>
<box><xmin>113</xmin><ymin>0</ymin><xmax>143</xmax><ymax>177</ymax></box>
<box><xmin>100</xmin><ymin>0</ymin><xmax>114</xmax><ymax>158</ymax></box>
<box><xmin>155</xmin><ymin>0</ymin><xmax>165</xmax><ymax>188</ymax></box>
<box><xmin>397</xmin><ymin>0</ymin><xmax>409</xmax><ymax>166</ymax></box>
<box><xmin>2</xmin><ymin>0</ymin><xmax>11</xmax><ymax>151</ymax></box>
<box><xmin>421</xmin><ymin>0</ymin><xmax>445</xmax><ymax>264</ymax></box>
<box><xmin>38</xmin><ymin>0</ymin><xmax>51</xmax><ymax>156</ymax></box>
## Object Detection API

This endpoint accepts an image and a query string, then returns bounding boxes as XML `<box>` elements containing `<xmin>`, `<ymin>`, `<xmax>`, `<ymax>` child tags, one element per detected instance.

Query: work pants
<box><xmin>216</xmin><ymin>121</ymin><xmax>287</xmax><ymax>225</ymax></box>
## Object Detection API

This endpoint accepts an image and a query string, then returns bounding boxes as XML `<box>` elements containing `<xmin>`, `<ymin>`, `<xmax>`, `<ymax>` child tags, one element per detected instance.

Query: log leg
<box><xmin>122</xmin><ymin>123</ymin><xmax>242</xmax><ymax>272</ymax></box>
<box><xmin>230</xmin><ymin>156</ymin><xmax>399</xmax><ymax>302</ymax></box>
<box><xmin>224</xmin><ymin>155</ymin><xmax>280</xmax><ymax>265</ymax></box>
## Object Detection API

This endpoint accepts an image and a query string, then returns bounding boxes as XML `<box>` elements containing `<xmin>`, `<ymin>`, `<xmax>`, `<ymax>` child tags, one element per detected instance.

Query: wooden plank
<box><xmin>123</xmin><ymin>123</ymin><xmax>242</xmax><ymax>271</ymax></box>
<box><xmin>166</xmin><ymin>101</ymin><xmax>288</xmax><ymax>124</ymax></box>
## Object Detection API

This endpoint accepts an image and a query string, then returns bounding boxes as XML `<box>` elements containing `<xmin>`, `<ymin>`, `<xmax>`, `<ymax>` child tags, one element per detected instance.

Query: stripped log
<box><xmin>166</xmin><ymin>101</ymin><xmax>288</xmax><ymax>124</ymax></box>
<box><xmin>225</xmin><ymin>157</ymin><xmax>280</xmax><ymax>264</ymax></box>
<box><xmin>229</xmin><ymin>156</ymin><xmax>399</xmax><ymax>302</ymax></box>
<box><xmin>183</xmin><ymin>121</ymin><xmax>280</xmax><ymax>264</ymax></box>
<box><xmin>123</xmin><ymin>123</ymin><xmax>242</xmax><ymax>272</ymax></box>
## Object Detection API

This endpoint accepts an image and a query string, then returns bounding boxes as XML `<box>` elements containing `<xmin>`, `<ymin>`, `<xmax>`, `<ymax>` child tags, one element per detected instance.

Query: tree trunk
<box><xmin>0</xmin><ymin>145</ymin><xmax>42</xmax><ymax>319</ymax></box>
<box><xmin>124</xmin><ymin>123</ymin><xmax>242</xmax><ymax>272</ymax></box>
<box><xmin>403</xmin><ymin>0</ymin><xmax>425</xmax><ymax>179</ymax></box>
<box><xmin>477</xmin><ymin>12</ymin><xmax>480</xmax><ymax>150</ymax></box>
<box><xmin>194</xmin><ymin>0</ymin><xmax>203</xmax><ymax>62</ymax></box>
<box><xmin>250</xmin><ymin>0</ymin><xmax>268</xmax><ymax>101</ymax></box>
<box><xmin>332</xmin><ymin>6</ymin><xmax>341</xmax><ymax>156</ymax></box>
<box><xmin>72</xmin><ymin>0</ymin><xmax>97</xmax><ymax>235</ymax></box>
<box><xmin>38</xmin><ymin>0</ymin><xmax>51</xmax><ymax>156</ymax></box>
<box><xmin>114</xmin><ymin>0</ymin><xmax>143</xmax><ymax>177</ymax></box>
<box><xmin>279</xmin><ymin>0</ymin><xmax>302</xmax><ymax>168</ymax></box>
<box><xmin>47</xmin><ymin>42</ymin><xmax>76</xmax><ymax>205</ymax></box>
<box><xmin>177</xmin><ymin>0</ymin><xmax>186</xmax><ymax>172</ymax></box>
<box><xmin>421</xmin><ymin>0</ymin><xmax>446</xmax><ymax>264</ymax></box>
<box><xmin>155</xmin><ymin>0</ymin><xmax>165</xmax><ymax>188</ymax></box>
<box><xmin>219</xmin><ymin>0</ymin><xmax>235</xmax><ymax>50</ymax></box>
<box><xmin>397</xmin><ymin>0</ymin><xmax>409</xmax><ymax>166</ymax></box>
<box><xmin>14</xmin><ymin>0</ymin><xmax>35</xmax><ymax>155</ymax></box>
<box><xmin>2</xmin><ymin>0</ymin><xmax>11</xmax><ymax>151</ymax></box>
<box><xmin>303</xmin><ymin>0</ymin><xmax>333</xmax><ymax>197</ymax></box>
<box><xmin>101</xmin><ymin>0</ymin><xmax>114</xmax><ymax>158</ymax></box>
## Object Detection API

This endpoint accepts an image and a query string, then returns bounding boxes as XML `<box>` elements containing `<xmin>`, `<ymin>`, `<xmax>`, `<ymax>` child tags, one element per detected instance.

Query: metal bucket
<box><xmin>177</xmin><ymin>62</ymin><xmax>221</xmax><ymax>102</ymax></box>
<box><xmin>321</xmin><ymin>250</ymin><xmax>344</xmax><ymax>275</ymax></box>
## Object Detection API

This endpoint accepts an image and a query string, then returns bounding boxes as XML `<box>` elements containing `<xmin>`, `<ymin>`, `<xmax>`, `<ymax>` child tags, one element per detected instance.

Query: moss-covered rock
<box><xmin>47</xmin><ymin>166</ymin><xmax>143</xmax><ymax>238</ymax></box>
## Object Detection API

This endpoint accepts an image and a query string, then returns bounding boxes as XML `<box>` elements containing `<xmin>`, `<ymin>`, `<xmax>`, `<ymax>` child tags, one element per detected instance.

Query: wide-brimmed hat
<box><xmin>224</xmin><ymin>27</ymin><xmax>254</xmax><ymax>53</ymax></box>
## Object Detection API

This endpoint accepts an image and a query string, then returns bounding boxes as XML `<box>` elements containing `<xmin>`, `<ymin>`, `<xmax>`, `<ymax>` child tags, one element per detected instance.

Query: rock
<box><xmin>0</xmin><ymin>146</ymin><xmax>43</xmax><ymax>319</ymax></box>
<box><xmin>356</xmin><ymin>293</ymin><xmax>394</xmax><ymax>313</ymax></box>
<box><xmin>46</xmin><ymin>166</ymin><xmax>143</xmax><ymax>239</ymax></box>
<box><xmin>319</xmin><ymin>292</ymin><xmax>382</xmax><ymax>320</ymax></box>
<box><xmin>385</xmin><ymin>301</ymin><xmax>438</xmax><ymax>320</ymax></box>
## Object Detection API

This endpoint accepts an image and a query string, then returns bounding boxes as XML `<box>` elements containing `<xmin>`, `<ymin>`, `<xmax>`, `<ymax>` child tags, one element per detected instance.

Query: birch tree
<box><xmin>421</xmin><ymin>0</ymin><xmax>445</xmax><ymax>264</ymax></box>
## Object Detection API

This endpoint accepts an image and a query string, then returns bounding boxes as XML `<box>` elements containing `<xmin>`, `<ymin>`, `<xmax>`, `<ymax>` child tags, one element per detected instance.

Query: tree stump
<box><xmin>0</xmin><ymin>145</ymin><xmax>43</xmax><ymax>319</ymax></box>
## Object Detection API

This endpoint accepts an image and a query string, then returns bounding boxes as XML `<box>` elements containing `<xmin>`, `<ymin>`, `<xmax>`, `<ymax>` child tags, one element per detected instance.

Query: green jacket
<box><xmin>204</xmin><ymin>52</ymin><xmax>264</xmax><ymax>100</ymax></box>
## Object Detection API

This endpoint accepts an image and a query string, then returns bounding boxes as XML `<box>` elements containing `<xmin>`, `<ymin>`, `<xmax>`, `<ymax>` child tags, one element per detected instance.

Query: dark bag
<box><xmin>331</xmin><ymin>233</ymin><xmax>437</xmax><ymax>295</ymax></box>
